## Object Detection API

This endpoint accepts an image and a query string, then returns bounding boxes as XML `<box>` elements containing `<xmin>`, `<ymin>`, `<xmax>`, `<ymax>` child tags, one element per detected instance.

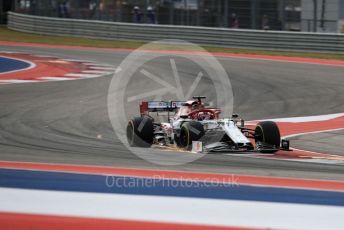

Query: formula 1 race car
<box><xmin>126</xmin><ymin>96</ymin><xmax>290</xmax><ymax>153</ymax></box>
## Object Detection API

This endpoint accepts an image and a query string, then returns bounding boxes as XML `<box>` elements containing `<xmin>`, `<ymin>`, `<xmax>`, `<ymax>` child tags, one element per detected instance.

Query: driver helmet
<box><xmin>198</xmin><ymin>112</ymin><xmax>210</xmax><ymax>121</ymax></box>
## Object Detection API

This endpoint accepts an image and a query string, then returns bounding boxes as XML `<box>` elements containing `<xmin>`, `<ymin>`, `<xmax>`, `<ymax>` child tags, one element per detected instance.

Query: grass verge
<box><xmin>1</xmin><ymin>26</ymin><xmax>343</xmax><ymax>60</ymax></box>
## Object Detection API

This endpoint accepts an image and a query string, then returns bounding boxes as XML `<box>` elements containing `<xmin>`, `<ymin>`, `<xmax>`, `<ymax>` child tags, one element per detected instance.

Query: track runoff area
<box><xmin>0</xmin><ymin>41</ymin><xmax>344</xmax><ymax>230</ymax></box>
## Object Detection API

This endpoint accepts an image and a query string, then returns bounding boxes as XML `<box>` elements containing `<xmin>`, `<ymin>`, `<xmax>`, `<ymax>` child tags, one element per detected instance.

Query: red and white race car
<box><xmin>126</xmin><ymin>96</ymin><xmax>289</xmax><ymax>153</ymax></box>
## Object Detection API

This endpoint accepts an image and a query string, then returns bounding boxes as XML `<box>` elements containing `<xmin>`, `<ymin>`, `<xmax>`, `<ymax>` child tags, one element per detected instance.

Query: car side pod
<box><xmin>281</xmin><ymin>139</ymin><xmax>292</xmax><ymax>151</ymax></box>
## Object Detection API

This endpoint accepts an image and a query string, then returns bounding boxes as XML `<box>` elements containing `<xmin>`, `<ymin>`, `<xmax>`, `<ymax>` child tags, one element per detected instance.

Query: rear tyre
<box><xmin>254</xmin><ymin>121</ymin><xmax>281</xmax><ymax>153</ymax></box>
<box><xmin>179</xmin><ymin>121</ymin><xmax>205</xmax><ymax>150</ymax></box>
<box><xmin>126</xmin><ymin>117</ymin><xmax>154</xmax><ymax>147</ymax></box>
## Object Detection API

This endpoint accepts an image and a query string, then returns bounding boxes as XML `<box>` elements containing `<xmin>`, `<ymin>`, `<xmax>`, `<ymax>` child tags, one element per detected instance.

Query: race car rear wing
<box><xmin>140</xmin><ymin>101</ymin><xmax>185</xmax><ymax>116</ymax></box>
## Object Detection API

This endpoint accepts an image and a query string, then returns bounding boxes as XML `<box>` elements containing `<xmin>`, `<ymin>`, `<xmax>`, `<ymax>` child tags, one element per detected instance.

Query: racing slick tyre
<box><xmin>126</xmin><ymin>117</ymin><xmax>154</xmax><ymax>147</ymax></box>
<box><xmin>254</xmin><ymin>121</ymin><xmax>281</xmax><ymax>153</ymax></box>
<box><xmin>179</xmin><ymin>121</ymin><xmax>205</xmax><ymax>150</ymax></box>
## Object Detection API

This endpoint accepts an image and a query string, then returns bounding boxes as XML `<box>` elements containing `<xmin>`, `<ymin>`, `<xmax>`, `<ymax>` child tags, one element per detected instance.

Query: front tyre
<box><xmin>254</xmin><ymin>121</ymin><xmax>281</xmax><ymax>153</ymax></box>
<box><xmin>179</xmin><ymin>121</ymin><xmax>205</xmax><ymax>150</ymax></box>
<box><xmin>126</xmin><ymin>117</ymin><xmax>154</xmax><ymax>147</ymax></box>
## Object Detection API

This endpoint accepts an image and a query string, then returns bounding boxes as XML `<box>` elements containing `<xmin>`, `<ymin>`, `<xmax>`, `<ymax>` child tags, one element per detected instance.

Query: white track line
<box><xmin>64</xmin><ymin>73</ymin><xmax>101</xmax><ymax>78</ymax></box>
<box><xmin>62</xmin><ymin>60</ymin><xmax>96</xmax><ymax>63</ymax></box>
<box><xmin>0</xmin><ymin>51</ymin><xmax>23</xmax><ymax>54</ymax></box>
<box><xmin>38</xmin><ymin>77</ymin><xmax>76</xmax><ymax>81</ymax></box>
<box><xmin>260</xmin><ymin>113</ymin><xmax>344</xmax><ymax>123</ymax></box>
<box><xmin>1</xmin><ymin>188</ymin><xmax>343</xmax><ymax>230</ymax></box>
<box><xmin>0</xmin><ymin>79</ymin><xmax>41</xmax><ymax>83</ymax></box>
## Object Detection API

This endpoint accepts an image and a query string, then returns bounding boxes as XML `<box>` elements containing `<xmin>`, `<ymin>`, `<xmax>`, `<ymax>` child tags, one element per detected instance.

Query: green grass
<box><xmin>0</xmin><ymin>26</ymin><xmax>145</xmax><ymax>49</ymax></box>
<box><xmin>1</xmin><ymin>26</ymin><xmax>343</xmax><ymax>60</ymax></box>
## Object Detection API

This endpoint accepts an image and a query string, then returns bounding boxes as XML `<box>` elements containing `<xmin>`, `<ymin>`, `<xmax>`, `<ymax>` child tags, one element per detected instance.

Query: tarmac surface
<box><xmin>0</xmin><ymin>44</ymin><xmax>343</xmax><ymax>180</ymax></box>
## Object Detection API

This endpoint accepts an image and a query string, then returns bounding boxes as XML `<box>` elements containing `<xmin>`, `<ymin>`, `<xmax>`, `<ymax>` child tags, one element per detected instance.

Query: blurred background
<box><xmin>1</xmin><ymin>0</ymin><xmax>344</xmax><ymax>33</ymax></box>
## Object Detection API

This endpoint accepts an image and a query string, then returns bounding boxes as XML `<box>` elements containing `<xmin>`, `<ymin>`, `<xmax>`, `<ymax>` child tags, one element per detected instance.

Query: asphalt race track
<box><xmin>291</xmin><ymin>130</ymin><xmax>344</xmax><ymax>156</ymax></box>
<box><xmin>1</xmin><ymin>44</ymin><xmax>344</xmax><ymax>180</ymax></box>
